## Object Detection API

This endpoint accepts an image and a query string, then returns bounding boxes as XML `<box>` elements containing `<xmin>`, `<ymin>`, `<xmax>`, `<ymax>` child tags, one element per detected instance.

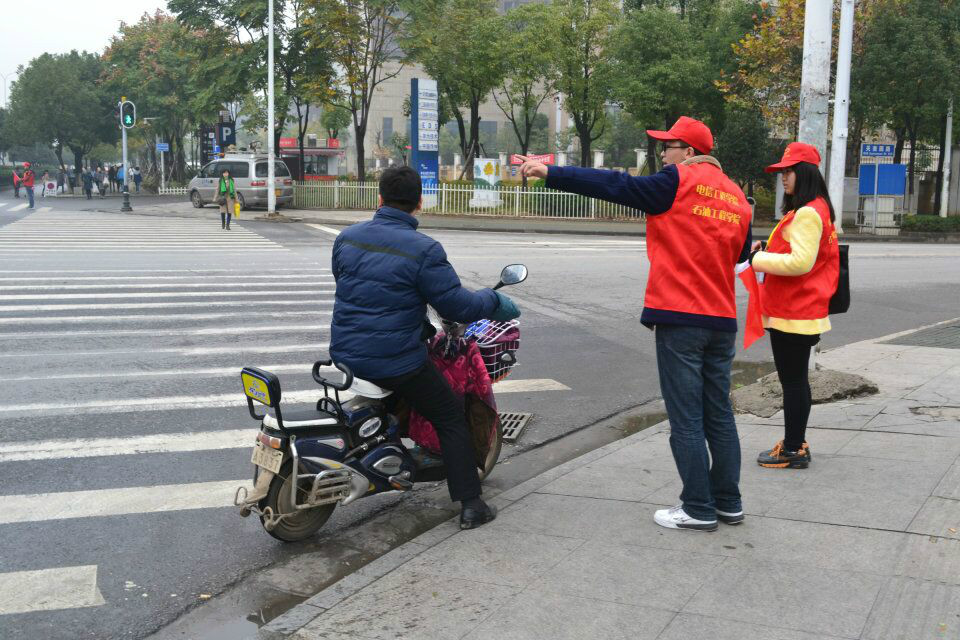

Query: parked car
<box><xmin>189</xmin><ymin>154</ymin><xmax>295</xmax><ymax>210</ymax></box>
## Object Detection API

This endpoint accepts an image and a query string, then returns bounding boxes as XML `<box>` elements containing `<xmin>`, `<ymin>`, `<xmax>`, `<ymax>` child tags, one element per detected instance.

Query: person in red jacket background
<box><xmin>748</xmin><ymin>143</ymin><xmax>839</xmax><ymax>469</ymax></box>
<box><xmin>12</xmin><ymin>168</ymin><xmax>21</xmax><ymax>198</ymax></box>
<box><xmin>21</xmin><ymin>162</ymin><xmax>36</xmax><ymax>209</ymax></box>
<box><xmin>520</xmin><ymin>116</ymin><xmax>752</xmax><ymax>532</ymax></box>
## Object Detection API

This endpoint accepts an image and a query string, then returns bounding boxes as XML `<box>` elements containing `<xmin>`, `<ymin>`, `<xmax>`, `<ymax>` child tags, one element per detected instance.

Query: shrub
<box><xmin>899</xmin><ymin>215</ymin><xmax>960</xmax><ymax>233</ymax></box>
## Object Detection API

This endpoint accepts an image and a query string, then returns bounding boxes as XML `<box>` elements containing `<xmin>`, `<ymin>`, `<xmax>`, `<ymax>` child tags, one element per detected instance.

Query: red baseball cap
<box><xmin>765</xmin><ymin>142</ymin><xmax>821</xmax><ymax>173</ymax></box>
<box><xmin>646</xmin><ymin>116</ymin><xmax>714</xmax><ymax>154</ymax></box>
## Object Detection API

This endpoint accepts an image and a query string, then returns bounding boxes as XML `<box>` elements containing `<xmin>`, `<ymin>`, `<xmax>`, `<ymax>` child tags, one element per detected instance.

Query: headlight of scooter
<box><xmin>357</xmin><ymin>417</ymin><xmax>383</xmax><ymax>439</ymax></box>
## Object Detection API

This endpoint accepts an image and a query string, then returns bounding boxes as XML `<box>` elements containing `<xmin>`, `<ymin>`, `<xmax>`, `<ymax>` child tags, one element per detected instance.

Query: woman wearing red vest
<box><xmin>748</xmin><ymin>143</ymin><xmax>839</xmax><ymax>469</ymax></box>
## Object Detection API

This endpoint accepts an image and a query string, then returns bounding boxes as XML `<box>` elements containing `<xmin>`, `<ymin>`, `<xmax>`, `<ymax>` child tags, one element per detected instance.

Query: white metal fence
<box><xmin>293</xmin><ymin>181</ymin><xmax>645</xmax><ymax>220</ymax></box>
<box><xmin>158</xmin><ymin>186</ymin><xmax>190</xmax><ymax>196</ymax></box>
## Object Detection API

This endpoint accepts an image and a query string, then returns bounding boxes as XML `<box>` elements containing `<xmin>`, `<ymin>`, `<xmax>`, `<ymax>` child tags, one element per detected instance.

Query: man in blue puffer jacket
<box><xmin>330</xmin><ymin>166</ymin><xmax>520</xmax><ymax>530</ymax></box>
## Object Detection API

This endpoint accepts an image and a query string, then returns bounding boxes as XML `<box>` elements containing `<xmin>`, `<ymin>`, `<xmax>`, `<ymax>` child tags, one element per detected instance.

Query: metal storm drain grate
<box><xmin>883</xmin><ymin>323</ymin><xmax>960</xmax><ymax>350</ymax></box>
<box><xmin>499</xmin><ymin>412</ymin><xmax>532</xmax><ymax>443</ymax></box>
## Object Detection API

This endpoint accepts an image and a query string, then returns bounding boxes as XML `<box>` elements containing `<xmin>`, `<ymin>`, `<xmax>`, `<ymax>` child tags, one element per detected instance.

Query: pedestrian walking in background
<box><xmin>40</xmin><ymin>170</ymin><xmax>50</xmax><ymax>197</ymax></box>
<box><xmin>22</xmin><ymin>162</ymin><xmax>36</xmax><ymax>209</ymax></box>
<box><xmin>133</xmin><ymin>166</ymin><xmax>142</xmax><ymax>193</ymax></box>
<box><xmin>108</xmin><ymin>165</ymin><xmax>116</xmax><ymax>193</ymax></box>
<box><xmin>12</xmin><ymin>168</ymin><xmax>20</xmax><ymax>198</ymax></box>
<box><xmin>82</xmin><ymin>167</ymin><xmax>94</xmax><ymax>200</ymax></box>
<box><xmin>117</xmin><ymin>166</ymin><xmax>125</xmax><ymax>192</ymax></box>
<box><xmin>217</xmin><ymin>167</ymin><xmax>235</xmax><ymax>230</ymax></box>
<box><xmin>749</xmin><ymin>143</ymin><xmax>840</xmax><ymax>470</ymax></box>
<box><xmin>520</xmin><ymin>116</ymin><xmax>753</xmax><ymax>532</ymax></box>
<box><xmin>96</xmin><ymin>167</ymin><xmax>108</xmax><ymax>198</ymax></box>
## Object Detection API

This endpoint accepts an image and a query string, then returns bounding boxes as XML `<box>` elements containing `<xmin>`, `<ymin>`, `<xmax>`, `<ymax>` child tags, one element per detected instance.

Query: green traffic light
<box><xmin>124</xmin><ymin>115</ymin><xmax>133</xmax><ymax>125</ymax></box>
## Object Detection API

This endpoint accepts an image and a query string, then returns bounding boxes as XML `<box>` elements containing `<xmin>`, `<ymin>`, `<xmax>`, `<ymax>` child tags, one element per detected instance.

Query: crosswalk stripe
<box><xmin>0</xmin><ymin>280</ymin><xmax>332</xmax><ymax>291</ymax></box>
<box><xmin>1</xmin><ymin>341</ymin><xmax>329</xmax><ymax>359</ymax></box>
<box><xmin>2</xmin><ymin>379</ymin><xmax>569</xmax><ymax>416</ymax></box>
<box><xmin>0</xmin><ymin>565</ymin><xmax>106</xmax><ymax>614</ymax></box>
<box><xmin>0</xmin><ymin>309</ymin><xmax>330</xmax><ymax>326</ymax></box>
<box><xmin>8</xmin><ymin>203</ymin><xmax>28</xmax><ymax>211</ymax></box>
<box><xmin>0</xmin><ymin>480</ymin><xmax>249</xmax><ymax>525</ymax></box>
<box><xmin>0</xmin><ymin>362</ymin><xmax>321</xmax><ymax>382</ymax></box>
<box><xmin>36</xmin><ymin>207</ymin><xmax>53</xmax><ymax>212</ymax></box>
<box><xmin>0</xmin><ymin>288</ymin><xmax>333</xmax><ymax>301</ymax></box>
<box><xmin>0</xmin><ymin>268</ymin><xmax>329</xmax><ymax>274</ymax></box>
<box><xmin>307</xmin><ymin>224</ymin><xmax>343</xmax><ymax>236</ymax></box>
<box><xmin>0</xmin><ymin>299</ymin><xmax>334</xmax><ymax>312</ymax></box>
<box><xmin>0</xmin><ymin>324</ymin><xmax>329</xmax><ymax>341</ymax></box>
<box><xmin>0</xmin><ymin>429</ymin><xmax>254</xmax><ymax>462</ymax></box>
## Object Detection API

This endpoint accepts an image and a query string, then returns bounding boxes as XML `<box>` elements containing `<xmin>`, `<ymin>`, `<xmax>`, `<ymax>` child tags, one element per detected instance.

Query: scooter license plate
<box><xmin>251</xmin><ymin>441</ymin><xmax>283</xmax><ymax>474</ymax></box>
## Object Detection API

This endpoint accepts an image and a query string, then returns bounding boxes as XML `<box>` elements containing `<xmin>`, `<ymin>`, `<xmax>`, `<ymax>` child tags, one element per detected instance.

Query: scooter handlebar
<box><xmin>312</xmin><ymin>359</ymin><xmax>354</xmax><ymax>392</ymax></box>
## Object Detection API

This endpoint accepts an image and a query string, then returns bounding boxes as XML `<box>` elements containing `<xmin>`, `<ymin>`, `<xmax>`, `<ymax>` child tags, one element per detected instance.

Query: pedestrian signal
<box><xmin>120</xmin><ymin>101</ymin><xmax>136</xmax><ymax>129</ymax></box>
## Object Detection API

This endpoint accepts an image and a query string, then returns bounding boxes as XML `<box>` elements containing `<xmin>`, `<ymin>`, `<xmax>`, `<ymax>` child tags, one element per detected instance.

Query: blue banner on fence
<box><xmin>859</xmin><ymin>164</ymin><xmax>907</xmax><ymax>196</ymax></box>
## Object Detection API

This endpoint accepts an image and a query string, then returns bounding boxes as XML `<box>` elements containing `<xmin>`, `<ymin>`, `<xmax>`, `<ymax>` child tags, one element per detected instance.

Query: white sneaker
<box><xmin>654</xmin><ymin>505</ymin><xmax>717</xmax><ymax>531</ymax></box>
<box><xmin>716</xmin><ymin>509</ymin><xmax>745</xmax><ymax>525</ymax></box>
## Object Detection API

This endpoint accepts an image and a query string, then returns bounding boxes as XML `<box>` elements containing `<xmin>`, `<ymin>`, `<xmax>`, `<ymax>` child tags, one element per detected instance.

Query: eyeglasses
<box><xmin>660</xmin><ymin>143</ymin><xmax>690</xmax><ymax>153</ymax></box>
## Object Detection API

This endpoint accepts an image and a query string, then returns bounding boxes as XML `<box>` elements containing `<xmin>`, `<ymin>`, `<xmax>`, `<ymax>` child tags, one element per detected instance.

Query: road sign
<box><xmin>861</xmin><ymin>143</ymin><xmax>894</xmax><ymax>158</ymax></box>
<box><xmin>156</xmin><ymin>142</ymin><xmax>169</xmax><ymax>153</ymax></box>
<box><xmin>213</xmin><ymin>145</ymin><xmax>221</xmax><ymax>154</ymax></box>
<box><xmin>858</xmin><ymin>164</ymin><xmax>906</xmax><ymax>196</ymax></box>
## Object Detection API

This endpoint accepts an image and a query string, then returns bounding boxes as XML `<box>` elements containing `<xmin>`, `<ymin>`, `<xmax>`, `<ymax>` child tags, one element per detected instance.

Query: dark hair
<box><xmin>379</xmin><ymin>166</ymin><xmax>421</xmax><ymax>213</ymax></box>
<box><xmin>782</xmin><ymin>161</ymin><xmax>836</xmax><ymax>223</ymax></box>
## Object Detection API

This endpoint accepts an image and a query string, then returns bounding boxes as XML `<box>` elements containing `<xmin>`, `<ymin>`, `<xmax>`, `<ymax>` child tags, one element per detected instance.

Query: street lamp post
<box><xmin>267</xmin><ymin>0</ymin><xmax>277</xmax><ymax>215</ymax></box>
<box><xmin>1</xmin><ymin>70</ymin><xmax>17</xmax><ymax>107</ymax></box>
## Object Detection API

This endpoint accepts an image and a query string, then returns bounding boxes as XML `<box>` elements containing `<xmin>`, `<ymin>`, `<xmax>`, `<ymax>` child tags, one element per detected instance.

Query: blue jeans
<box><xmin>655</xmin><ymin>324</ymin><xmax>741</xmax><ymax>520</ymax></box>
<box><xmin>26</xmin><ymin>186</ymin><xmax>34</xmax><ymax>208</ymax></box>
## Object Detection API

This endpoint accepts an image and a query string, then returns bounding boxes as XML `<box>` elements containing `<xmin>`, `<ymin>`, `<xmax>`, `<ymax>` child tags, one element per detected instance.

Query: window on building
<box><xmin>383</xmin><ymin>117</ymin><xmax>394</xmax><ymax>147</ymax></box>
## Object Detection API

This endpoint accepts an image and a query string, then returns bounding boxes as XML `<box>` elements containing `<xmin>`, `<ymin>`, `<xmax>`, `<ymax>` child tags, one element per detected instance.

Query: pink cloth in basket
<box><xmin>409</xmin><ymin>336</ymin><xmax>497</xmax><ymax>454</ymax></box>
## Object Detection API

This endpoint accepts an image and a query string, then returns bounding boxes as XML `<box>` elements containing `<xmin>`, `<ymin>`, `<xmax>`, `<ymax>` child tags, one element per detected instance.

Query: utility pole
<box><xmin>941</xmin><ymin>100</ymin><xmax>953</xmax><ymax>218</ymax></box>
<box><xmin>828</xmin><ymin>0</ymin><xmax>855</xmax><ymax>234</ymax></box>
<box><xmin>798</xmin><ymin>0</ymin><xmax>832</xmax><ymax>371</ymax></box>
<box><xmin>798</xmin><ymin>0</ymin><xmax>832</xmax><ymax>157</ymax></box>
<box><xmin>267</xmin><ymin>0</ymin><xmax>277</xmax><ymax>215</ymax></box>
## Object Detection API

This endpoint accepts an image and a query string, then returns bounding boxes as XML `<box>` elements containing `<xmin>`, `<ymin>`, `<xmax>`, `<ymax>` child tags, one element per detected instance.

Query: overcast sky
<box><xmin>1</xmin><ymin>0</ymin><xmax>168</xmax><ymax>95</ymax></box>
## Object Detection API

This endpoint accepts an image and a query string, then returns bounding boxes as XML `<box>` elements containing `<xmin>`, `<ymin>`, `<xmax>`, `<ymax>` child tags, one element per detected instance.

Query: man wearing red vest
<box><xmin>21</xmin><ymin>162</ymin><xmax>36</xmax><ymax>210</ymax></box>
<box><xmin>519</xmin><ymin>116</ymin><xmax>752</xmax><ymax>532</ymax></box>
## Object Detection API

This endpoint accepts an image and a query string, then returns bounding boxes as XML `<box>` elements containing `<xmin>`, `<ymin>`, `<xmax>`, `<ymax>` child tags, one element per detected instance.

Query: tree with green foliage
<box><xmin>855</xmin><ymin>0</ymin><xmax>960</xmax><ymax>200</ymax></box>
<box><xmin>102</xmin><ymin>12</ymin><xmax>247</xmax><ymax>181</ymax></box>
<box><xmin>4</xmin><ymin>51</ymin><xmax>117</xmax><ymax>184</ymax></box>
<box><xmin>303</xmin><ymin>0</ymin><xmax>408</xmax><ymax>179</ymax></box>
<box><xmin>492</xmin><ymin>3</ymin><xmax>560</xmax><ymax>186</ymax></box>
<box><xmin>321</xmin><ymin>103</ymin><xmax>352</xmax><ymax>140</ymax></box>
<box><xmin>713</xmin><ymin>105</ymin><xmax>778</xmax><ymax>198</ymax></box>
<box><xmin>404</xmin><ymin>0</ymin><xmax>505</xmax><ymax>178</ymax></box>
<box><xmin>610</xmin><ymin>8</ymin><xmax>712</xmax><ymax>172</ymax></box>
<box><xmin>552</xmin><ymin>0</ymin><xmax>619</xmax><ymax>167</ymax></box>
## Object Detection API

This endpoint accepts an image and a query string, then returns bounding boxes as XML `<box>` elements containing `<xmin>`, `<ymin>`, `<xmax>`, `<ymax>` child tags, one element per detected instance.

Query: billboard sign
<box><xmin>410</xmin><ymin>78</ymin><xmax>440</xmax><ymax>201</ymax></box>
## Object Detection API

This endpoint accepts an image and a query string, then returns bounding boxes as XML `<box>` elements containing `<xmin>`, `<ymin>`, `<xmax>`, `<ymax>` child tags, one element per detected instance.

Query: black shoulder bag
<box><xmin>828</xmin><ymin>244</ymin><xmax>850</xmax><ymax>314</ymax></box>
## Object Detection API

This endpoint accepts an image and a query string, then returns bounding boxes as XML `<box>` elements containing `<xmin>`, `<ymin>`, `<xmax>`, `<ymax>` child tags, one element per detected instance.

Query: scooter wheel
<box><xmin>261</xmin><ymin>460</ymin><xmax>336</xmax><ymax>542</ymax></box>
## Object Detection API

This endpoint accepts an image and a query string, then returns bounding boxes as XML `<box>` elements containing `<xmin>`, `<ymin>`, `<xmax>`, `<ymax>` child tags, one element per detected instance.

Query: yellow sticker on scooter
<box><xmin>242</xmin><ymin>372</ymin><xmax>272</xmax><ymax>406</ymax></box>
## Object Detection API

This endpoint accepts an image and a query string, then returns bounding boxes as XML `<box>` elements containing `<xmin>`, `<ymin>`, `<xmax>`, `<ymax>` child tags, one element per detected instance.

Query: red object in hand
<box><xmin>738</xmin><ymin>265</ymin><xmax>765</xmax><ymax>350</ymax></box>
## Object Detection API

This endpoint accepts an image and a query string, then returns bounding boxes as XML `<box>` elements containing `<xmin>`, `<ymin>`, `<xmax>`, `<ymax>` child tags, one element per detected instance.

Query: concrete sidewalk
<box><xmin>261</xmin><ymin>320</ymin><xmax>960</xmax><ymax>640</ymax></box>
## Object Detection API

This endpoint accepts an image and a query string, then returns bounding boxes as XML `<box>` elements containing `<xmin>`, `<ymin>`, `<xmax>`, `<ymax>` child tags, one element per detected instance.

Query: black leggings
<box><xmin>769</xmin><ymin>329</ymin><xmax>821</xmax><ymax>451</ymax></box>
<box><xmin>372</xmin><ymin>361</ymin><xmax>481</xmax><ymax>503</ymax></box>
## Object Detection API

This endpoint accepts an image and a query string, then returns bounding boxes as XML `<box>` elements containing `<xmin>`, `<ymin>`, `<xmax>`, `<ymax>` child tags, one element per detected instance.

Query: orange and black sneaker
<box><xmin>757</xmin><ymin>440</ymin><xmax>811</xmax><ymax>469</ymax></box>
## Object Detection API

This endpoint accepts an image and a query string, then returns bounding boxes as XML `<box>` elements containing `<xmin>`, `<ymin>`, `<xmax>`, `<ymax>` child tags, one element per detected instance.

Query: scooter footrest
<box><xmin>302</xmin><ymin>469</ymin><xmax>353</xmax><ymax>506</ymax></box>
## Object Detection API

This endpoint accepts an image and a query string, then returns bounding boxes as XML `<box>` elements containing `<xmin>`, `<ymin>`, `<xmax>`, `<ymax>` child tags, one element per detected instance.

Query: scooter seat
<box><xmin>263</xmin><ymin>408</ymin><xmax>341</xmax><ymax>431</ymax></box>
<box><xmin>348</xmin><ymin>377</ymin><xmax>393</xmax><ymax>399</ymax></box>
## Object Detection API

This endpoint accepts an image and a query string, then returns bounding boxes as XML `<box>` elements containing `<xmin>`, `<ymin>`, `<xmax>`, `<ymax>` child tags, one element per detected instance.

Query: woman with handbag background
<box><xmin>217</xmin><ymin>168</ymin><xmax>236</xmax><ymax>230</ymax></box>
<box><xmin>748</xmin><ymin>142</ymin><xmax>840</xmax><ymax>470</ymax></box>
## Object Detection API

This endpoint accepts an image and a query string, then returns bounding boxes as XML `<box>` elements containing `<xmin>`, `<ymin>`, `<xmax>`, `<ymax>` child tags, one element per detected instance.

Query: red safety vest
<box><xmin>761</xmin><ymin>197</ymin><xmax>839</xmax><ymax>320</ymax></box>
<box><xmin>645</xmin><ymin>161</ymin><xmax>752</xmax><ymax>319</ymax></box>
<box><xmin>21</xmin><ymin>170</ymin><xmax>35</xmax><ymax>187</ymax></box>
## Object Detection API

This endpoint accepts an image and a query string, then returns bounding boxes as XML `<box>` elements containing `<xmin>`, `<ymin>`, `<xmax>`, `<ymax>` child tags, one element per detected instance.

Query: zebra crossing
<box><xmin>0</xmin><ymin>221</ymin><xmax>569</xmax><ymax>632</ymax></box>
<box><xmin>0</xmin><ymin>205</ymin><xmax>286</xmax><ymax>252</ymax></box>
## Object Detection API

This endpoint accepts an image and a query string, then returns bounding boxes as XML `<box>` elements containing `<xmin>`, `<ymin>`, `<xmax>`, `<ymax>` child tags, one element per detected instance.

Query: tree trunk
<box><xmin>72</xmin><ymin>150</ymin><xmax>83</xmax><ymax>192</ymax></box>
<box><xmin>893</xmin><ymin>126</ymin><xmax>906</xmax><ymax>164</ymax></box>
<box><xmin>907</xmin><ymin>124</ymin><xmax>917</xmax><ymax>197</ymax></box>
<box><xmin>354</xmin><ymin>120</ymin><xmax>367</xmax><ymax>180</ymax></box>
<box><xmin>465</xmin><ymin>100</ymin><xmax>481</xmax><ymax>179</ymax></box>
<box><xmin>573</xmin><ymin>115</ymin><xmax>592</xmax><ymax>168</ymax></box>
<box><xmin>934</xmin><ymin>113</ymin><xmax>947</xmax><ymax>214</ymax></box>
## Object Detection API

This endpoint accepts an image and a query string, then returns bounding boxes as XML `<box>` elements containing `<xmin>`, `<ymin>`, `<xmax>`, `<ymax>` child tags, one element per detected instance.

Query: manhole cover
<box><xmin>884</xmin><ymin>323</ymin><xmax>960</xmax><ymax>349</ymax></box>
<box><xmin>499</xmin><ymin>412</ymin><xmax>532</xmax><ymax>443</ymax></box>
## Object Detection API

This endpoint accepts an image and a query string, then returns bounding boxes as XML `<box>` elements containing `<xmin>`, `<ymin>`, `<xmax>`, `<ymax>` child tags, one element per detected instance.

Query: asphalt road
<box><xmin>1</xmin><ymin>196</ymin><xmax>959</xmax><ymax>639</ymax></box>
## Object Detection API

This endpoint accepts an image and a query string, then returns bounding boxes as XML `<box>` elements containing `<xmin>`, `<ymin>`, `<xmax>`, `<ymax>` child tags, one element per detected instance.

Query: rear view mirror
<box><xmin>241</xmin><ymin>367</ymin><xmax>281</xmax><ymax>407</ymax></box>
<box><xmin>499</xmin><ymin>264</ymin><xmax>528</xmax><ymax>286</ymax></box>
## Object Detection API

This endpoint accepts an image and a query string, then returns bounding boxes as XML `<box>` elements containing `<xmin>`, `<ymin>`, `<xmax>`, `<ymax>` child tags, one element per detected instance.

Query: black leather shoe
<box><xmin>460</xmin><ymin>501</ymin><xmax>497</xmax><ymax>530</ymax></box>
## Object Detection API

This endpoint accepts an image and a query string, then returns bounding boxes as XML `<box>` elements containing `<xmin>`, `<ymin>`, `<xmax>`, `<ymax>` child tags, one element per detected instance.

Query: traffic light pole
<box><xmin>121</xmin><ymin>124</ymin><xmax>133</xmax><ymax>212</ymax></box>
